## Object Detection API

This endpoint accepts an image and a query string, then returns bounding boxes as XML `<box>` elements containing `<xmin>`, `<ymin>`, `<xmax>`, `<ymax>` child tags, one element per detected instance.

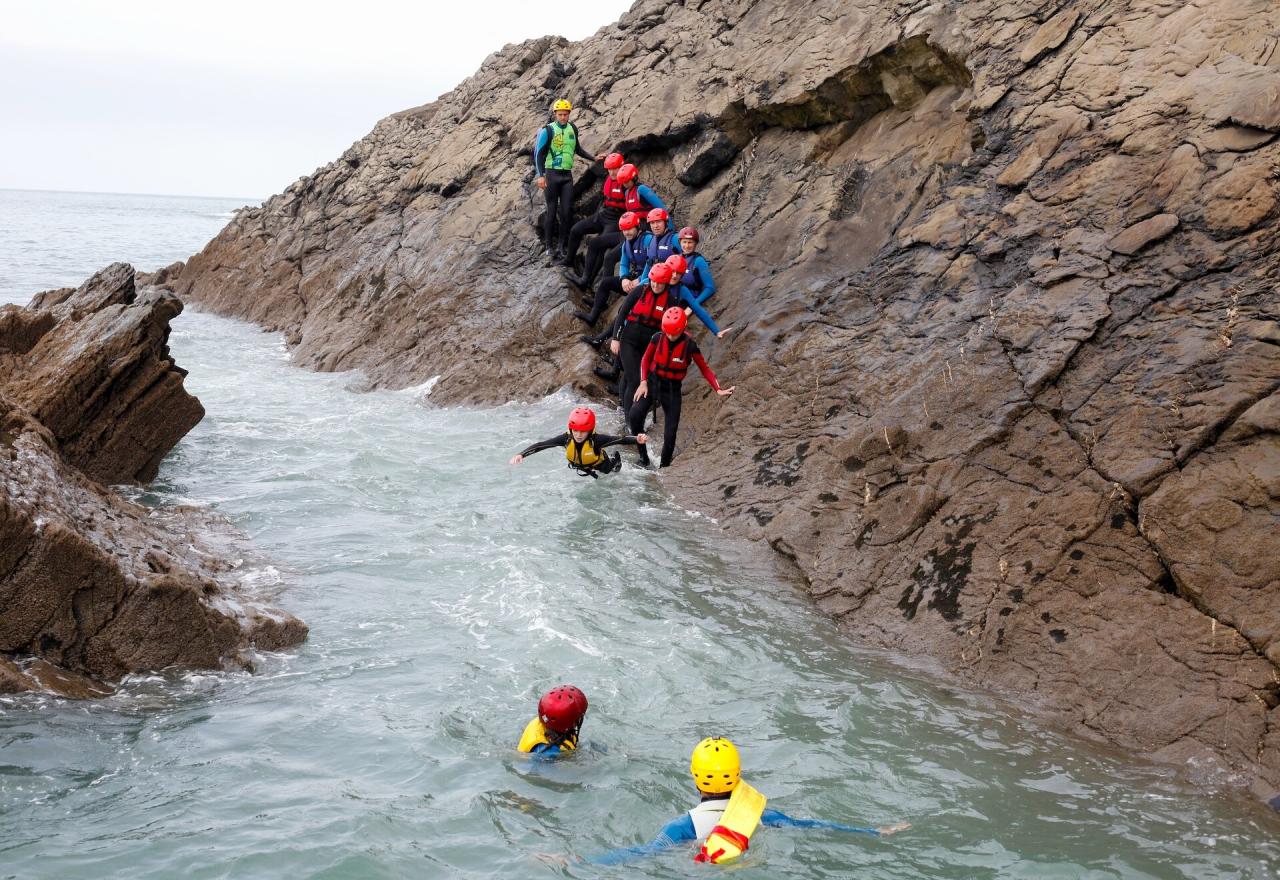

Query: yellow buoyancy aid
<box><xmin>517</xmin><ymin>717</ymin><xmax>577</xmax><ymax>754</ymax></box>
<box><xmin>565</xmin><ymin>436</ymin><xmax>605</xmax><ymax>469</ymax></box>
<box><xmin>694</xmin><ymin>781</ymin><xmax>767</xmax><ymax>864</ymax></box>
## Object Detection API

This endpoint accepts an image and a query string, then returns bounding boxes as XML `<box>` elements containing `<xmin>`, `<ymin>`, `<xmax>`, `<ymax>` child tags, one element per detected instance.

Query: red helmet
<box><xmin>678</xmin><ymin>226</ymin><xmax>700</xmax><ymax>243</ymax></box>
<box><xmin>617</xmin><ymin>164</ymin><xmax>638</xmax><ymax>185</ymax></box>
<box><xmin>539</xmin><ymin>685</ymin><xmax>588</xmax><ymax>733</ymax></box>
<box><xmin>618</xmin><ymin>211</ymin><xmax>641</xmax><ymax>231</ymax></box>
<box><xmin>665</xmin><ymin>254</ymin><xmax>688</xmax><ymax>276</ymax></box>
<box><xmin>568</xmin><ymin>406</ymin><xmax>595</xmax><ymax>433</ymax></box>
<box><xmin>647</xmin><ymin>207</ymin><xmax>669</xmax><ymax>223</ymax></box>
<box><xmin>648</xmin><ymin>263</ymin><xmax>674</xmax><ymax>285</ymax></box>
<box><xmin>662</xmin><ymin>307</ymin><xmax>688</xmax><ymax>335</ymax></box>
<box><xmin>603</xmin><ymin>152</ymin><xmax>624</xmax><ymax>170</ymax></box>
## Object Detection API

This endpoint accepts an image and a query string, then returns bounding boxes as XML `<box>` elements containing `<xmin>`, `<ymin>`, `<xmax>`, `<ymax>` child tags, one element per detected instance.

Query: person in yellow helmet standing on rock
<box><xmin>534</xmin><ymin>99</ymin><xmax>605</xmax><ymax>263</ymax></box>
<box><xmin>587</xmin><ymin>737</ymin><xmax>910</xmax><ymax>865</ymax></box>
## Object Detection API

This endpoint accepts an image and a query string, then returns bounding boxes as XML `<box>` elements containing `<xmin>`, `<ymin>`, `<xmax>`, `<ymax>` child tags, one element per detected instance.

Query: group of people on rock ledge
<box><xmin>516</xmin><ymin>685</ymin><xmax>909</xmax><ymax>865</ymax></box>
<box><xmin>515</xmin><ymin>99</ymin><xmax>734</xmax><ymax>474</ymax></box>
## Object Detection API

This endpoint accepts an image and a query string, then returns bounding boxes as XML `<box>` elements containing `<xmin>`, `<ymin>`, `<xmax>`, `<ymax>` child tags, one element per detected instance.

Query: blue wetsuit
<box><xmin>589</xmin><ymin>802</ymin><xmax>881</xmax><ymax>865</ymax></box>
<box><xmin>679</xmin><ymin>253</ymin><xmax>716</xmax><ymax>306</ymax></box>
<box><xmin>674</xmin><ymin>283</ymin><xmax>721</xmax><ymax>335</ymax></box>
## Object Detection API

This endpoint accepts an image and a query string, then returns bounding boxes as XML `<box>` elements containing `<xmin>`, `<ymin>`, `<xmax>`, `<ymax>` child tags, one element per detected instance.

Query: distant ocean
<box><xmin>0</xmin><ymin>188</ymin><xmax>252</xmax><ymax>306</ymax></box>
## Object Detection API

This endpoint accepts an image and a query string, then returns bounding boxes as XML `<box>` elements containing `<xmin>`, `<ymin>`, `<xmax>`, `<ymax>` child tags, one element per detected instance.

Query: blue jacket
<box><xmin>680</xmin><ymin>253</ymin><xmax>716</xmax><ymax>303</ymax></box>
<box><xmin>618</xmin><ymin>234</ymin><xmax>650</xmax><ymax>279</ymax></box>
<box><xmin>638</xmin><ymin>230</ymin><xmax>680</xmax><ymax>285</ymax></box>
<box><xmin>589</xmin><ymin>807</ymin><xmax>880</xmax><ymax>865</ymax></box>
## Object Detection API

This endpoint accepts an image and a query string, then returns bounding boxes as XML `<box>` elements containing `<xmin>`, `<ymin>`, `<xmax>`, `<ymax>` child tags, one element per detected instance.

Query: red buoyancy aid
<box><xmin>624</xmin><ymin>185</ymin><xmax>655</xmax><ymax>214</ymax></box>
<box><xmin>601</xmin><ymin>177</ymin><xmax>626</xmax><ymax>218</ymax></box>
<box><xmin>625</xmin><ymin>285</ymin><xmax>675</xmax><ymax>329</ymax></box>
<box><xmin>651</xmin><ymin>333</ymin><xmax>693</xmax><ymax>381</ymax></box>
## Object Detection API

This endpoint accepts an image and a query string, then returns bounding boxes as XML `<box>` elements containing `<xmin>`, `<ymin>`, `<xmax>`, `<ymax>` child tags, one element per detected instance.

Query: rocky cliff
<box><xmin>0</xmin><ymin>264</ymin><xmax>307</xmax><ymax>696</ymax></box>
<box><xmin>173</xmin><ymin>0</ymin><xmax>1279</xmax><ymax>803</ymax></box>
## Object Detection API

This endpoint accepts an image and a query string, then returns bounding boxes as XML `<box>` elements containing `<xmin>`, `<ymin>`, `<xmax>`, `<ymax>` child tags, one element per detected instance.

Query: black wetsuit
<box><xmin>534</xmin><ymin>123</ymin><xmax>595</xmax><ymax>255</ymax></box>
<box><xmin>517</xmin><ymin>431</ymin><xmax>641</xmax><ymax>477</ymax></box>
<box><xmin>628</xmin><ymin>332</ymin><xmax>723</xmax><ymax>468</ymax></box>
<box><xmin>611</xmin><ymin>284</ymin><xmax>677</xmax><ymax>412</ymax></box>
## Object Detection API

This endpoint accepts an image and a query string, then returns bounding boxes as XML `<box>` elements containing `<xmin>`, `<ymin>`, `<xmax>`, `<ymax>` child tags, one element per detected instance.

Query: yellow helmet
<box><xmin>690</xmin><ymin>737</ymin><xmax>741</xmax><ymax>794</ymax></box>
<box><xmin>552</xmin><ymin>99</ymin><xmax>573</xmax><ymax>112</ymax></box>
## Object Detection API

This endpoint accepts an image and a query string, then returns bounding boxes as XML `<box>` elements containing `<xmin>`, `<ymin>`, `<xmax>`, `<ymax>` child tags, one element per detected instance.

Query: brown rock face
<box><xmin>0</xmin><ymin>264</ymin><xmax>307</xmax><ymax>696</ymax></box>
<box><xmin>174</xmin><ymin>1</ymin><xmax>1280</xmax><ymax>800</ymax></box>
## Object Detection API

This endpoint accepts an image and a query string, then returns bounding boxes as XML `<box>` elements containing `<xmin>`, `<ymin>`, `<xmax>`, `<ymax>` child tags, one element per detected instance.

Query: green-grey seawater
<box><xmin>1</xmin><ymin>191</ymin><xmax>1277</xmax><ymax>878</ymax></box>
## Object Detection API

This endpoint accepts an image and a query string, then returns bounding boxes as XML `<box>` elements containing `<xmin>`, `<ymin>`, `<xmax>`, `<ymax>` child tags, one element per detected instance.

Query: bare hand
<box><xmin>536</xmin><ymin>176</ymin><xmax>547</xmax><ymax>190</ymax></box>
<box><xmin>509</xmin><ymin>454</ymin><xmax>524</xmax><ymax>465</ymax></box>
<box><xmin>633</xmin><ymin>381</ymin><xmax>649</xmax><ymax>402</ymax></box>
<box><xmin>716</xmin><ymin>386</ymin><xmax>735</xmax><ymax>397</ymax></box>
<box><xmin>716</xmin><ymin>326</ymin><xmax>734</xmax><ymax>339</ymax></box>
<box><xmin>683</xmin><ymin>307</ymin><xmax>693</xmax><ymax>316</ymax></box>
<box><xmin>878</xmin><ymin>823</ymin><xmax>911</xmax><ymax>836</ymax></box>
<box><xmin>595</xmin><ymin>153</ymin><xmax>607</xmax><ymax>161</ymax></box>
<box><xmin>609</xmin><ymin>339</ymin><xmax>620</xmax><ymax>355</ymax></box>
<box><xmin>621</xmin><ymin>279</ymin><xmax>637</xmax><ymax>293</ymax></box>
<box><xmin>637</xmin><ymin>433</ymin><xmax>648</xmax><ymax>444</ymax></box>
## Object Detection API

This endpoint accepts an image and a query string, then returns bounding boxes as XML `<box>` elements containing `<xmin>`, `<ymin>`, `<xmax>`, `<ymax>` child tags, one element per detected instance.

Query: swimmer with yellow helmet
<box><xmin>588</xmin><ymin>737</ymin><xmax>910</xmax><ymax>865</ymax></box>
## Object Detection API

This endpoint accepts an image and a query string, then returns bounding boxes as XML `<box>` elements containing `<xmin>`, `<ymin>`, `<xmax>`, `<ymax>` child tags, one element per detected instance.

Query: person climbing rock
<box><xmin>588</xmin><ymin>737</ymin><xmax>911</xmax><ymax>864</ymax></box>
<box><xmin>533</xmin><ymin>99</ymin><xmax>604</xmax><ymax>261</ymax></box>
<box><xmin>675</xmin><ymin>226</ymin><xmax>716</xmax><ymax>309</ymax></box>
<box><xmin>609</xmin><ymin>262</ymin><xmax>681</xmax><ymax>413</ymax></box>
<box><xmin>638</xmin><ymin>208</ymin><xmax>679</xmax><ymax>281</ymax></box>
<box><xmin>567</xmin><ymin>162</ymin><xmax>666</xmax><ymax>289</ymax></box>
<box><xmin>575</xmin><ymin>210</ymin><xmax>649</xmax><ymax>329</ymax></box>
<box><xmin>509</xmin><ymin>406</ymin><xmax>646</xmax><ymax>478</ymax></box>
<box><xmin>629</xmin><ymin>308</ymin><xmax>734</xmax><ymax>468</ymax></box>
<box><xmin>516</xmin><ymin>685</ymin><xmax>589</xmax><ymax>756</ymax></box>
<box><xmin>562</xmin><ymin>151</ymin><xmax>625</xmax><ymax>276</ymax></box>
<box><xmin>664</xmin><ymin>253</ymin><xmax>731</xmax><ymax>338</ymax></box>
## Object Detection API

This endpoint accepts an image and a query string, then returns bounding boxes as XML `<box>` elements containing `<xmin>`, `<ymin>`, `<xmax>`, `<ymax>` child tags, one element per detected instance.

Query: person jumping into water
<box><xmin>517</xmin><ymin>685</ymin><xmax>589</xmax><ymax>756</ymax></box>
<box><xmin>533</xmin><ymin>99</ymin><xmax>605</xmax><ymax>262</ymax></box>
<box><xmin>630</xmin><ymin>308</ymin><xmax>734</xmax><ymax>468</ymax></box>
<box><xmin>589</xmin><ymin>737</ymin><xmax>910</xmax><ymax>864</ymax></box>
<box><xmin>509</xmin><ymin>407</ymin><xmax>647</xmax><ymax>477</ymax></box>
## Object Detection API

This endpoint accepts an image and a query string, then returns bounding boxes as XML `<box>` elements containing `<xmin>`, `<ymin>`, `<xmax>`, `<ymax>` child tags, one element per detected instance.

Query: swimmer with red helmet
<box><xmin>517</xmin><ymin>685</ymin><xmax>589</xmax><ymax>755</ymax></box>
<box><xmin>509</xmin><ymin>406</ymin><xmax>647</xmax><ymax>477</ymax></box>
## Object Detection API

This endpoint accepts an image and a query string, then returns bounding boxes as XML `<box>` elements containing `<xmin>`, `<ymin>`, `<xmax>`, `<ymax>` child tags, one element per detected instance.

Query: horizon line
<box><xmin>0</xmin><ymin>186</ymin><xmax>265</xmax><ymax>203</ymax></box>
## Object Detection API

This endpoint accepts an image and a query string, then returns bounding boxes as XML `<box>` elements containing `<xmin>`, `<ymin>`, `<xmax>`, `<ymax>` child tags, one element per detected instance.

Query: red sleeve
<box><xmin>640</xmin><ymin>339</ymin><xmax>658</xmax><ymax>382</ymax></box>
<box><xmin>691</xmin><ymin>352</ymin><xmax>721</xmax><ymax>391</ymax></box>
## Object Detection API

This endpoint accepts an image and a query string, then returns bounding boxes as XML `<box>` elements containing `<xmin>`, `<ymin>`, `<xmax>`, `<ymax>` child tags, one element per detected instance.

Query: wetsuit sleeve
<box><xmin>593</xmin><ymin>433</ymin><xmax>640</xmax><ymax>449</ymax></box>
<box><xmin>572</xmin><ymin>123</ymin><xmax>594</xmax><ymax>161</ymax></box>
<box><xmin>517</xmin><ymin>432</ymin><xmax>569</xmax><ymax>458</ymax></box>
<box><xmin>620</xmin><ymin>243</ymin><xmax>633</xmax><ymax>278</ymax></box>
<box><xmin>677</xmin><ymin>285</ymin><xmax>721</xmax><ymax>335</ymax></box>
<box><xmin>534</xmin><ymin>127</ymin><xmax>550</xmax><ymax>176</ymax></box>
<box><xmin>760</xmin><ymin>809</ymin><xmax>880</xmax><ymax>835</ymax></box>
<box><xmin>587</xmin><ymin>815</ymin><xmax>697</xmax><ymax>866</ymax></box>
<box><xmin>636</xmin><ymin>233</ymin><xmax>654</xmax><ymax>286</ymax></box>
<box><xmin>639</xmin><ymin>336</ymin><xmax>660</xmax><ymax>382</ymax></box>
<box><xmin>637</xmin><ymin>185</ymin><xmax>666</xmax><ymax>212</ymax></box>
<box><xmin>611</xmin><ymin>288</ymin><xmax>645</xmax><ymax>339</ymax></box>
<box><xmin>689</xmin><ymin>344</ymin><xmax>723</xmax><ymax>392</ymax></box>
<box><xmin>694</xmin><ymin>256</ymin><xmax>716</xmax><ymax>301</ymax></box>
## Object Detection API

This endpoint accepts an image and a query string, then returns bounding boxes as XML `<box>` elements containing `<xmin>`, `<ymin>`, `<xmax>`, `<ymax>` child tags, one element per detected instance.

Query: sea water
<box><xmin>1</xmin><ymin>189</ymin><xmax>1277</xmax><ymax>879</ymax></box>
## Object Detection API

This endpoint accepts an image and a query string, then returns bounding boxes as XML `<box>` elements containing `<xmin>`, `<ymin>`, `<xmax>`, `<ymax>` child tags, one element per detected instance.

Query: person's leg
<box><xmin>626</xmin><ymin>396</ymin><xmax>651</xmax><ymax>466</ymax></box>
<box><xmin>617</xmin><ymin>336</ymin><xmax>645</xmax><ymax>417</ymax></box>
<box><xmin>566</xmin><ymin>216</ymin><xmax>602</xmax><ymax>267</ymax></box>
<box><xmin>554</xmin><ymin>176</ymin><xmax>574</xmax><ymax>254</ymax></box>
<box><xmin>542</xmin><ymin>184</ymin><xmax>559</xmax><ymax>255</ymax></box>
<box><xmin>582</xmin><ymin>231</ymin><xmax>623</xmax><ymax>287</ymax></box>
<box><xmin>577</xmin><ymin>276</ymin><xmax>623</xmax><ymax>325</ymax></box>
<box><xmin>659</xmin><ymin>382</ymin><xmax>683</xmax><ymax>468</ymax></box>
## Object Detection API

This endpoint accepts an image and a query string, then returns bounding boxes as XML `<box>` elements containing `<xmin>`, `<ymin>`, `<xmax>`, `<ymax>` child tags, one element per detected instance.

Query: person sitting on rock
<box><xmin>609</xmin><ymin>262</ymin><xmax>681</xmax><ymax>412</ymax></box>
<box><xmin>588</xmin><ymin>737</ymin><xmax>910</xmax><ymax>864</ymax></box>
<box><xmin>567</xmin><ymin>162</ymin><xmax>666</xmax><ymax>290</ymax></box>
<box><xmin>562</xmin><ymin>151</ymin><xmax>625</xmax><ymax>275</ymax></box>
<box><xmin>629</xmin><ymin>308</ymin><xmax>734</xmax><ymax>469</ymax></box>
<box><xmin>575</xmin><ymin>210</ymin><xmax>650</xmax><ymax>330</ymax></box>
<box><xmin>638</xmin><ymin>208</ymin><xmax>680</xmax><ymax>282</ymax></box>
<box><xmin>509</xmin><ymin>406</ymin><xmax>647</xmax><ymax>478</ymax></box>
<box><xmin>517</xmin><ymin>685</ymin><xmax>589</xmax><ymax>757</ymax></box>
<box><xmin>534</xmin><ymin>99</ymin><xmax>605</xmax><ymax>262</ymax></box>
<box><xmin>675</xmin><ymin>226</ymin><xmax>717</xmax><ymax>311</ymax></box>
<box><xmin>664</xmin><ymin>253</ymin><xmax>731</xmax><ymax>339</ymax></box>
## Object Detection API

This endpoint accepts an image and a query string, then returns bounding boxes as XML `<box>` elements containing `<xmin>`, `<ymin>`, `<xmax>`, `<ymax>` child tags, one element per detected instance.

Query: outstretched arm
<box><xmin>511</xmin><ymin>433</ymin><xmax>569</xmax><ymax>464</ymax></box>
<box><xmin>593</xmin><ymin>432</ymin><xmax>641</xmax><ymax>449</ymax></box>
<box><xmin>761</xmin><ymin>809</ymin><xmax>909</xmax><ymax>836</ymax></box>
<box><xmin>690</xmin><ymin>352</ymin><xmax>733</xmax><ymax>395</ymax></box>
<box><xmin>678</xmin><ymin>286</ymin><xmax>722</xmax><ymax>335</ymax></box>
<box><xmin>587</xmin><ymin>815</ymin><xmax>696</xmax><ymax>866</ymax></box>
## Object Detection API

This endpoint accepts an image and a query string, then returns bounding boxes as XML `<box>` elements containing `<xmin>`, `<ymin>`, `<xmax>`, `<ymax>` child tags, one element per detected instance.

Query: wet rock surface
<box><xmin>0</xmin><ymin>264</ymin><xmax>307</xmax><ymax>697</ymax></box>
<box><xmin>174</xmin><ymin>1</ymin><xmax>1279</xmax><ymax>801</ymax></box>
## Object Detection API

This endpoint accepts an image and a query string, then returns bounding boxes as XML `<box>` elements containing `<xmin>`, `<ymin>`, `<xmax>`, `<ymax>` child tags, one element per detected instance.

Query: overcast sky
<box><xmin>1</xmin><ymin>1</ymin><xmax>633</xmax><ymax>199</ymax></box>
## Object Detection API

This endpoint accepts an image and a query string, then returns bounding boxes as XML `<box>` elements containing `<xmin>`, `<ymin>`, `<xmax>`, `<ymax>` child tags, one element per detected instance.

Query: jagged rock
<box><xmin>0</xmin><ymin>267</ymin><xmax>307</xmax><ymax>694</ymax></box>
<box><xmin>173</xmin><ymin>0</ymin><xmax>1280</xmax><ymax>802</ymax></box>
